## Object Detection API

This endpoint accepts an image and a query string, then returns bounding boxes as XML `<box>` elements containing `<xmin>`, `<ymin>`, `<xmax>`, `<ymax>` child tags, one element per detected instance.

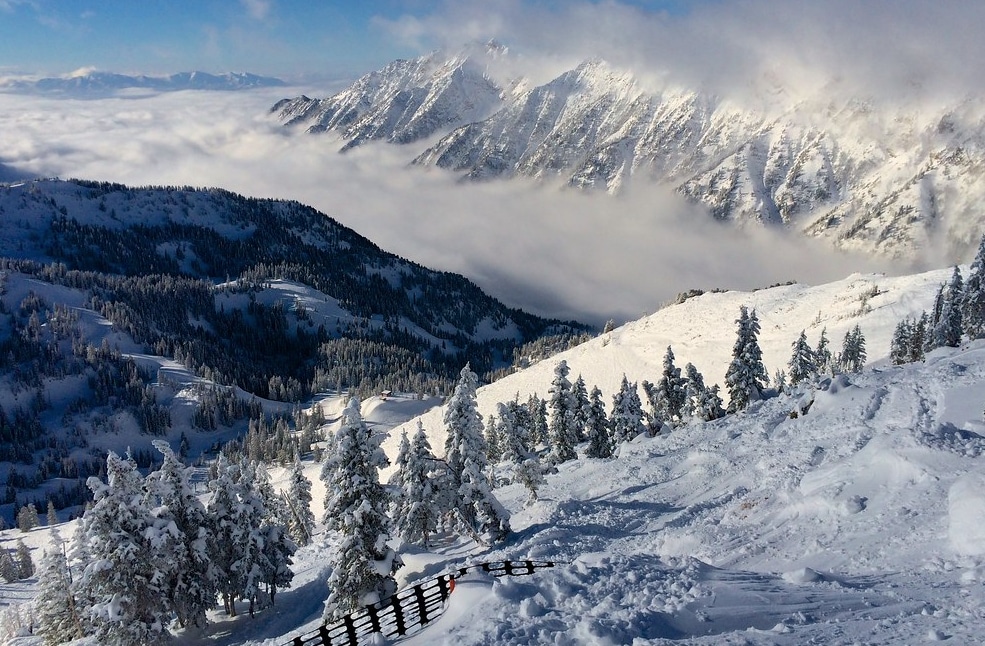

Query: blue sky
<box><xmin>0</xmin><ymin>0</ymin><xmax>706</xmax><ymax>79</ymax></box>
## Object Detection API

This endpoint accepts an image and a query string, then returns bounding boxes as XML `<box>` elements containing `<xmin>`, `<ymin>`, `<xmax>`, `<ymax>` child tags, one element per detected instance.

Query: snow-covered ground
<box><xmin>4</xmin><ymin>266</ymin><xmax>985</xmax><ymax>644</ymax></box>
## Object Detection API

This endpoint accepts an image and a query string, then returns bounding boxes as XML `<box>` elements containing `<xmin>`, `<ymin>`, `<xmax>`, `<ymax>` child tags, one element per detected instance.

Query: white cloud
<box><xmin>7</xmin><ymin>1</ymin><xmax>974</xmax><ymax>324</ymax></box>
<box><xmin>240</xmin><ymin>0</ymin><xmax>271</xmax><ymax>21</ymax></box>
<box><xmin>0</xmin><ymin>87</ymin><xmax>902</xmax><ymax>326</ymax></box>
<box><xmin>381</xmin><ymin>0</ymin><xmax>985</xmax><ymax>106</ymax></box>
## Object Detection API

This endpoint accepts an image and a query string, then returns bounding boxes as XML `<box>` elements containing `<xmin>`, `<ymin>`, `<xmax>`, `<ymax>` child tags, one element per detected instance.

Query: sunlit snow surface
<box><xmin>5</xmin><ymin>269</ymin><xmax>985</xmax><ymax>644</ymax></box>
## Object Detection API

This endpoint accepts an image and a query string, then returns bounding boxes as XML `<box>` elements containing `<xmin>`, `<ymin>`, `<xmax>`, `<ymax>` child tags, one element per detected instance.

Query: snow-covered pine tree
<box><xmin>392</xmin><ymin>421</ymin><xmax>440</xmax><ymax>547</ymax></box>
<box><xmin>0</xmin><ymin>549</ymin><xmax>18</xmax><ymax>583</ymax></box>
<box><xmin>725</xmin><ymin>306</ymin><xmax>769</xmax><ymax>412</ymax></box>
<box><xmin>72</xmin><ymin>451</ymin><xmax>170</xmax><ymax>645</ymax></box>
<box><xmin>814</xmin><ymin>327</ymin><xmax>833</xmax><ymax>375</ymax></box>
<box><xmin>15</xmin><ymin>538</ymin><xmax>34</xmax><ymax>579</ymax></box>
<box><xmin>890</xmin><ymin>319</ymin><xmax>912</xmax><ymax>365</ymax></box>
<box><xmin>284</xmin><ymin>454</ymin><xmax>315</xmax><ymax>547</ymax></box>
<box><xmin>910</xmin><ymin>313</ymin><xmax>928</xmax><ymax>363</ymax></box>
<box><xmin>697</xmin><ymin>384</ymin><xmax>727</xmax><ymax>422</ymax></box>
<box><xmin>840</xmin><ymin>325</ymin><xmax>867</xmax><ymax>373</ymax></box>
<box><xmin>572</xmin><ymin>375</ymin><xmax>590</xmax><ymax>442</ymax></box>
<box><xmin>496</xmin><ymin>401</ymin><xmax>545</xmax><ymax>503</ymax></box>
<box><xmin>442</xmin><ymin>365</ymin><xmax>510</xmax><ymax>542</ymax></box>
<box><xmin>547</xmin><ymin>360</ymin><xmax>578</xmax><ymax>463</ymax></box>
<box><xmin>205</xmin><ymin>454</ymin><xmax>242</xmax><ymax>616</ymax></box>
<box><xmin>144</xmin><ymin>440</ymin><xmax>216</xmax><ymax>629</ymax></box>
<box><xmin>46</xmin><ymin>500</ymin><xmax>57</xmax><ymax>526</ymax></box>
<box><xmin>932</xmin><ymin>267</ymin><xmax>964</xmax><ymax>349</ymax></box>
<box><xmin>527</xmin><ymin>394</ymin><xmax>548</xmax><ymax>448</ymax></box>
<box><xmin>321</xmin><ymin>398</ymin><xmax>398</xmax><ymax>621</ymax></box>
<box><xmin>251</xmin><ymin>461</ymin><xmax>296</xmax><ymax>609</ymax></box>
<box><xmin>610</xmin><ymin>375</ymin><xmax>646</xmax><ymax>444</ymax></box>
<box><xmin>17</xmin><ymin>503</ymin><xmax>39</xmax><ymax>532</ymax></box>
<box><xmin>962</xmin><ymin>234</ymin><xmax>985</xmax><ymax>339</ymax></box>
<box><xmin>680</xmin><ymin>363</ymin><xmax>702</xmax><ymax>421</ymax></box>
<box><xmin>443</xmin><ymin>364</ymin><xmax>486</xmax><ymax>495</ymax></box>
<box><xmin>584</xmin><ymin>386</ymin><xmax>613</xmax><ymax>459</ymax></box>
<box><xmin>773</xmin><ymin>369</ymin><xmax>788</xmax><ymax>394</ymax></box>
<box><xmin>653</xmin><ymin>346</ymin><xmax>687</xmax><ymax>429</ymax></box>
<box><xmin>34</xmin><ymin>529</ymin><xmax>84</xmax><ymax>646</ymax></box>
<box><xmin>788</xmin><ymin>330</ymin><xmax>817</xmax><ymax>384</ymax></box>
<box><xmin>484</xmin><ymin>414</ymin><xmax>502</xmax><ymax>463</ymax></box>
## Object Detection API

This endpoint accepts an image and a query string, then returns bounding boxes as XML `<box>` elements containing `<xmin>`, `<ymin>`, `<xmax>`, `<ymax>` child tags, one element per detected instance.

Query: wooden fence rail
<box><xmin>286</xmin><ymin>560</ymin><xmax>557</xmax><ymax>646</ymax></box>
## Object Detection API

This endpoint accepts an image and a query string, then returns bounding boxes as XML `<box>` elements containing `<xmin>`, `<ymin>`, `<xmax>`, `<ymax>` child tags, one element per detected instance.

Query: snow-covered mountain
<box><xmin>275</xmin><ymin>48</ymin><xmax>985</xmax><ymax>260</ymax></box>
<box><xmin>0</xmin><ymin>70</ymin><xmax>285</xmax><ymax>95</ymax></box>
<box><xmin>7</xmin><ymin>263</ymin><xmax>984</xmax><ymax>645</ymax></box>
<box><xmin>271</xmin><ymin>42</ymin><xmax>506</xmax><ymax>152</ymax></box>
<box><xmin>0</xmin><ymin>178</ymin><xmax>589</xmax><ymax>527</ymax></box>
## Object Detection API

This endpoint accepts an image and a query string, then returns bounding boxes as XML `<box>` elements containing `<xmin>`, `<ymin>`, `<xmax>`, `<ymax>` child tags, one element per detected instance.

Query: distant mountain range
<box><xmin>0</xmin><ymin>70</ymin><xmax>286</xmax><ymax>95</ymax></box>
<box><xmin>273</xmin><ymin>43</ymin><xmax>985</xmax><ymax>261</ymax></box>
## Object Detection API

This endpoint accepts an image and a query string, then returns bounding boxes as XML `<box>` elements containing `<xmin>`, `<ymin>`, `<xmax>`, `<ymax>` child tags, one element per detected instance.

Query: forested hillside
<box><xmin>0</xmin><ymin>179</ymin><xmax>591</xmax><ymax>524</ymax></box>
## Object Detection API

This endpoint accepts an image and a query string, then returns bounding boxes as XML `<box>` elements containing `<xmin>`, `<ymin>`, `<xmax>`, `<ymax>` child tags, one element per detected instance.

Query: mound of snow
<box><xmin>948</xmin><ymin>471</ymin><xmax>985</xmax><ymax>555</ymax></box>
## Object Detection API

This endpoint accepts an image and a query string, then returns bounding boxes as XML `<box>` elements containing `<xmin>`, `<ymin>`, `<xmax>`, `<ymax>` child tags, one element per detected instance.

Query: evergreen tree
<box><xmin>584</xmin><ymin>386</ymin><xmax>613</xmax><ymax>459</ymax></box>
<box><xmin>72</xmin><ymin>452</ymin><xmax>170</xmax><ymax>646</ymax></box>
<box><xmin>321</xmin><ymin>398</ymin><xmax>398</xmax><ymax>621</ymax></box>
<box><xmin>962</xmin><ymin>234</ymin><xmax>985</xmax><ymax>339</ymax></box>
<box><xmin>284</xmin><ymin>455</ymin><xmax>315</xmax><ymax>547</ymax></box>
<box><xmin>17</xmin><ymin>503</ymin><xmax>40</xmax><ymax>532</ymax></box>
<box><xmin>890</xmin><ymin>319</ymin><xmax>912</xmax><ymax>365</ymax></box>
<box><xmin>682</xmin><ymin>364</ymin><xmax>726</xmax><ymax>423</ymax></box>
<box><xmin>526</xmin><ymin>394</ymin><xmax>548</xmax><ymax>448</ymax></box>
<box><xmin>205</xmin><ymin>454</ymin><xmax>244</xmax><ymax>617</ymax></box>
<box><xmin>497</xmin><ymin>400</ymin><xmax>528</xmax><ymax>462</ymax></box>
<box><xmin>840</xmin><ymin>325</ymin><xmax>867</xmax><ymax>373</ymax></box>
<box><xmin>497</xmin><ymin>402</ymin><xmax>545</xmax><ymax>503</ymax></box>
<box><xmin>442</xmin><ymin>365</ymin><xmax>510</xmax><ymax>542</ymax></box>
<box><xmin>788</xmin><ymin>330</ymin><xmax>817</xmax><ymax>384</ymax></box>
<box><xmin>725</xmin><ymin>306</ymin><xmax>769</xmax><ymax>412</ymax></box>
<box><xmin>484</xmin><ymin>414</ymin><xmax>502</xmax><ymax>463</ymax></box>
<box><xmin>251</xmin><ymin>461</ymin><xmax>296</xmax><ymax>610</ymax></box>
<box><xmin>931</xmin><ymin>267</ymin><xmax>964</xmax><ymax>348</ymax></box>
<box><xmin>443</xmin><ymin>364</ymin><xmax>486</xmax><ymax>496</ymax></box>
<box><xmin>392</xmin><ymin>421</ymin><xmax>440</xmax><ymax>547</ymax></box>
<box><xmin>572</xmin><ymin>375</ymin><xmax>590</xmax><ymax>442</ymax></box>
<box><xmin>15</xmin><ymin>538</ymin><xmax>34</xmax><ymax>579</ymax></box>
<box><xmin>610</xmin><ymin>375</ymin><xmax>646</xmax><ymax>444</ymax></box>
<box><xmin>35</xmin><ymin>529</ymin><xmax>84</xmax><ymax>646</ymax></box>
<box><xmin>0</xmin><ymin>549</ymin><xmax>18</xmax><ymax>582</ymax></box>
<box><xmin>46</xmin><ymin>500</ymin><xmax>57</xmax><ymax>526</ymax></box>
<box><xmin>814</xmin><ymin>327</ymin><xmax>833</xmax><ymax>374</ymax></box>
<box><xmin>547</xmin><ymin>360</ymin><xmax>578</xmax><ymax>463</ymax></box>
<box><xmin>652</xmin><ymin>346</ymin><xmax>687</xmax><ymax>428</ymax></box>
<box><xmin>696</xmin><ymin>384</ymin><xmax>726</xmax><ymax>422</ymax></box>
<box><xmin>910</xmin><ymin>313</ymin><xmax>928</xmax><ymax>363</ymax></box>
<box><xmin>145</xmin><ymin>440</ymin><xmax>216</xmax><ymax>629</ymax></box>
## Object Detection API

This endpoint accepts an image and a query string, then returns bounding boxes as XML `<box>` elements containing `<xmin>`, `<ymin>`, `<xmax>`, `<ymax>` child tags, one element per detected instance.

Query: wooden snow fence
<box><xmin>286</xmin><ymin>559</ymin><xmax>557</xmax><ymax>646</ymax></box>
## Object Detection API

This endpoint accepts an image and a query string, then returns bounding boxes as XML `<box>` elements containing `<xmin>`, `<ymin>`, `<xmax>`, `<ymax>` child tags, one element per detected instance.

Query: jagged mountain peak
<box><xmin>274</xmin><ymin>46</ymin><xmax>985</xmax><ymax>261</ymax></box>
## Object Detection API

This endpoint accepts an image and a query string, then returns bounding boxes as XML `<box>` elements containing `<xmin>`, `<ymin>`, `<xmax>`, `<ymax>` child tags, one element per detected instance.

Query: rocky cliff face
<box><xmin>276</xmin><ymin>49</ymin><xmax>985</xmax><ymax>259</ymax></box>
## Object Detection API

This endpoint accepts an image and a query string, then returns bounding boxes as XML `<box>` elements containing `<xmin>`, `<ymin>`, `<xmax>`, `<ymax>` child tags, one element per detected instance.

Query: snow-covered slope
<box><xmin>277</xmin><ymin>49</ymin><xmax>985</xmax><ymax>260</ymax></box>
<box><xmin>5</xmin><ymin>265</ymin><xmax>985</xmax><ymax>644</ymax></box>
<box><xmin>392</xmin><ymin>268</ymin><xmax>950</xmax><ymax>458</ymax></box>
<box><xmin>378</xmin><ymin>266</ymin><xmax>985</xmax><ymax>644</ymax></box>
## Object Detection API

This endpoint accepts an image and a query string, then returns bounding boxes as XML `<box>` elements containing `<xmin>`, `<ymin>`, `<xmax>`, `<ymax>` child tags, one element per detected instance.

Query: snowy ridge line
<box><xmin>286</xmin><ymin>560</ymin><xmax>558</xmax><ymax>645</ymax></box>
